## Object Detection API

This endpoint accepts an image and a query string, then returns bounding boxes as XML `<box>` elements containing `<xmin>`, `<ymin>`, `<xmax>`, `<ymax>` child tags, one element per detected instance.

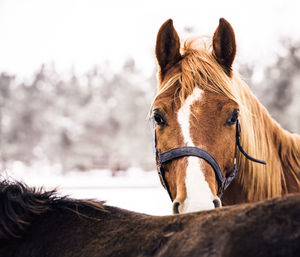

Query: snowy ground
<box><xmin>2</xmin><ymin>161</ymin><xmax>172</xmax><ymax>216</ymax></box>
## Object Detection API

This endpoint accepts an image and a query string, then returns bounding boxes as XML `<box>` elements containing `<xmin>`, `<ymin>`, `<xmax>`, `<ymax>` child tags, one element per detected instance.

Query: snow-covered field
<box><xmin>3</xmin><ymin>161</ymin><xmax>172</xmax><ymax>216</ymax></box>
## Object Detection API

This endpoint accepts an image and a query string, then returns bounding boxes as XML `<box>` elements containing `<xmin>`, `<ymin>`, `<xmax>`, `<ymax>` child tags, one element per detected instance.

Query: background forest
<box><xmin>1</xmin><ymin>39</ymin><xmax>300</xmax><ymax>173</ymax></box>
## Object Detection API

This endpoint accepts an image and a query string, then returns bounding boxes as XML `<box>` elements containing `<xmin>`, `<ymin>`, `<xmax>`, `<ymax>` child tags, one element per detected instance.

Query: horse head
<box><xmin>153</xmin><ymin>18</ymin><xmax>268</xmax><ymax>213</ymax></box>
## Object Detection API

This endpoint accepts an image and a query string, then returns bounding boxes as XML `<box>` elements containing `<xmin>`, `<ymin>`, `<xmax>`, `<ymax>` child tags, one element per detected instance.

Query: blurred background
<box><xmin>0</xmin><ymin>0</ymin><xmax>300</xmax><ymax>215</ymax></box>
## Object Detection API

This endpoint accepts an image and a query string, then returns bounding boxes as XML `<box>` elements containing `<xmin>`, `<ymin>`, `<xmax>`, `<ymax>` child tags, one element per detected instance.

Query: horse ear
<box><xmin>212</xmin><ymin>18</ymin><xmax>236</xmax><ymax>77</ymax></box>
<box><xmin>155</xmin><ymin>19</ymin><xmax>181</xmax><ymax>80</ymax></box>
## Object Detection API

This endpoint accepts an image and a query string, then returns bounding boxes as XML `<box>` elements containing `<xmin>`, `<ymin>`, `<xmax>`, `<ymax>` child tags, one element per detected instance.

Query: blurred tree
<box><xmin>2</xmin><ymin>38</ymin><xmax>298</xmax><ymax>174</ymax></box>
<box><xmin>0</xmin><ymin>73</ymin><xmax>14</xmax><ymax>169</ymax></box>
<box><xmin>258</xmin><ymin>40</ymin><xmax>300</xmax><ymax>132</ymax></box>
<box><xmin>0</xmin><ymin>58</ymin><xmax>156</xmax><ymax>172</ymax></box>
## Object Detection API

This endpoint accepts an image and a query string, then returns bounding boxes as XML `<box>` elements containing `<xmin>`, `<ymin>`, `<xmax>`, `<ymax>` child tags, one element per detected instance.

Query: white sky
<box><xmin>0</xmin><ymin>0</ymin><xmax>299</xmax><ymax>78</ymax></box>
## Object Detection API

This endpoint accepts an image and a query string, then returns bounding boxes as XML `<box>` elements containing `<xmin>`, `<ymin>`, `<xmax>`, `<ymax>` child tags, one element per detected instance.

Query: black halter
<box><xmin>155</xmin><ymin>118</ymin><xmax>266</xmax><ymax>201</ymax></box>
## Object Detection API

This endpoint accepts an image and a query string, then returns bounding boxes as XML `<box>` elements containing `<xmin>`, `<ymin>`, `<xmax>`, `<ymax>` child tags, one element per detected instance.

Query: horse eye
<box><xmin>226</xmin><ymin>109</ymin><xmax>239</xmax><ymax>126</ymax></box>
<box><xmin>153</xmin><ymin>113</ymin><xmax>166</xmax><ymax>126</ymax></box>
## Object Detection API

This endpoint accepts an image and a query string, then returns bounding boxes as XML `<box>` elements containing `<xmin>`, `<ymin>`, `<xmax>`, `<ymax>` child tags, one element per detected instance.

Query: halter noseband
<box><xmin>155</xmin><ymin>118</ymin><xmax>266</xmax><ymax>201</ymax></box>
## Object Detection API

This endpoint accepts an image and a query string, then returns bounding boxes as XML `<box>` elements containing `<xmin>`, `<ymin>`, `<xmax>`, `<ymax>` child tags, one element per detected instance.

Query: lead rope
<box><xmin>236</xmin><ymin>119</ymin><xmax>267</xmax><ymax>165</ymax></box>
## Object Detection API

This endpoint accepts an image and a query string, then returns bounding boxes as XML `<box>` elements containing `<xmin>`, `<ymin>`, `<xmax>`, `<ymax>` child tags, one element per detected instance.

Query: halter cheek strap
<box><xmin>155</xmin><ymin>118</ymin><xmax>266</xmax><ymax>201</ymax></box>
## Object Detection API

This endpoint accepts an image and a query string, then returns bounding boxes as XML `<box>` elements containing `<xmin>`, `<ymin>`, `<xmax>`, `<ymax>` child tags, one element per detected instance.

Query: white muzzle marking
<box><xmin>177</xmin><ymin>88</ymin><xmax>215</xmax><ymax>213</ymax></box>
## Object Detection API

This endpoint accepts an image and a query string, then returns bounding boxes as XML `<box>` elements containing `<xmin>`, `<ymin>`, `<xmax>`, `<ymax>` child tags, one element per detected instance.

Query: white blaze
<box><xmin>177</xmin><ymin>88</ymin><xmax>215</xmax><ymax>212</ymax></box>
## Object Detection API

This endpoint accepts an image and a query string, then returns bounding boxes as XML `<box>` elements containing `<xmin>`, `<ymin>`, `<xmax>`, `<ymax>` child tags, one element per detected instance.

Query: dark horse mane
<box><xmin>0</xmin><ymin>179</ymin><xmax>105</xmax><ymax>240</ymax></box>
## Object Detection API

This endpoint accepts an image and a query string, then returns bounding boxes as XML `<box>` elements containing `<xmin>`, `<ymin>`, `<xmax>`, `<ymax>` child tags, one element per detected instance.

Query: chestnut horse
<box><xmin>1</xmin><ymin>179</ymin><xmax>300</xmax><ymax>257</ymax></box>
<box><xmin>152</xmin><ymin>18</ymin><xmax>300</xmax><ymax>213</ymax></box>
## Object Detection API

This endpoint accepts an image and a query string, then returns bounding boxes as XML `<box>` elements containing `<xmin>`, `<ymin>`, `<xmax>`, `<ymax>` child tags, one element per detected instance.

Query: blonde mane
<box><xmin>156</xmin><ymin>36</ymin><xmax>300</xmax><ymax>201</ymax></box>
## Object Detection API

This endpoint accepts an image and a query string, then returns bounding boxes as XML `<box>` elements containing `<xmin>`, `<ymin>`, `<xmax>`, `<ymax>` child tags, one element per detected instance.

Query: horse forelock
<box><xmin>154</xmin><ymin>36</ymin><xmax>296</xmax><ymax>202</ymax></box>
<box><xmin>155</xmin><ymin>36</ymin><xmax>238</xmax><ymax>107</ymax></box>
<box><xmin>0</xmin><ymin>179</ymin><xmax>106</xmax><ymax>240</ymax></box>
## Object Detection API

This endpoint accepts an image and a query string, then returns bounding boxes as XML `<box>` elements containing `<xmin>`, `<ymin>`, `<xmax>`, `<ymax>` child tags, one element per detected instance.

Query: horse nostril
<box><xmin>213</xmin><ymin>199</ymin><xmax>221</xmax><ymax>208</ymax></box>
<box><xmin>172</xmin><ymin>201</ymin><xmax>180</xmax><ymax>214</ymax></box>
